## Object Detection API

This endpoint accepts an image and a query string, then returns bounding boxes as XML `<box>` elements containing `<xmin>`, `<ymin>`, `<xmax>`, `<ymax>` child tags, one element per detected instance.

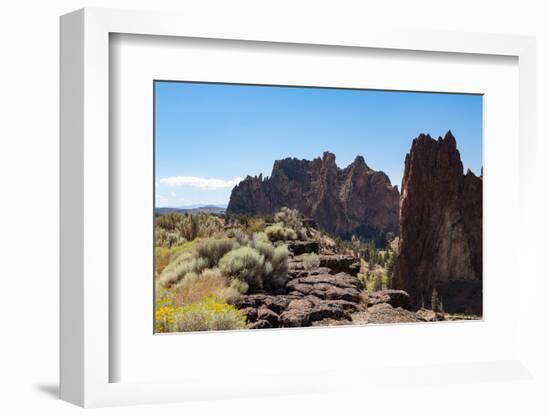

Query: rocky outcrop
<box><xmin>286</xmin><ymin>273</ymin><xmax>363</xmax><ymax>302</ymax></box>
<box><xmin>229</xmin><ymin>239</ymin><xmax>435</xmax><ymax>327</ymax></box>
<box><xmin>395</xmin><ymin>132</ymin><xmax>482</xmax><ymax>314</ymax></box>
<box><xmin>227</xmin><ymin>152</ymin><xmax>399</xmax><ymax>240</ymax></box>
<box><xmin>233</xmin><ymin>290</ymin><xmax>364</xmax><ymax>328</ymax></box>
<box><xmin>229</xmin><ymin>239</ymin><xmax>366</xmax><ymax>328</ymax></box>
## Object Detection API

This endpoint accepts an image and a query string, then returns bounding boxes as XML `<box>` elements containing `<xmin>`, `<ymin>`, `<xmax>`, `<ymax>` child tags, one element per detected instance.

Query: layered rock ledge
<box><xmin>229</xmin><ymin>240</ymin><xmax>436</xmax><ymax>328</ymax></box>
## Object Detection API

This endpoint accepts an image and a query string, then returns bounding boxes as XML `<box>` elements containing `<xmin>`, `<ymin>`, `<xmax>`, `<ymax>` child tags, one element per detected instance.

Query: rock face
<box><xmin>395</xmin><ymin>132</ymin><xmax>482</xmax><ymax>314</ymax></box>
<box><xmin>227</xmin><ymin>152</ymin><xmax>399</xmax><ymax>240</ymax></box>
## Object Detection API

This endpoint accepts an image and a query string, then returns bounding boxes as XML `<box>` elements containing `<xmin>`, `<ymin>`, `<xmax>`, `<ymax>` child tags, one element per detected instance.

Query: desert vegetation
<box><xmin>154</xmin><ymin>206</ymin><xmax>419</xmax><ymax>332</ymax></box>
<box><xmin>155</xmin><ymin>209</ymin><xmax>310</xmax><ymax>332</ymax></box>
<box><xmin>156</xmin><ymin>201</ymin><xmax>481</xmax><ymax>332</ymax></box>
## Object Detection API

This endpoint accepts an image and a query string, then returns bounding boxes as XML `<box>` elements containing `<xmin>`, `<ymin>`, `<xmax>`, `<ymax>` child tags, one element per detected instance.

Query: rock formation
<box><xmin>230</xmin><ymin>236</ymin><xmax>425</xmax><ymax>327</ymax></box>
<box><xmin>227</xmin><ymin>152</ymin><xmax>399</xmax><ymax>241</ymax></box>
<box><xmin>394</xmin><ymin>132</ymin><xmax>482</xmax><ymax>314</ymax></box>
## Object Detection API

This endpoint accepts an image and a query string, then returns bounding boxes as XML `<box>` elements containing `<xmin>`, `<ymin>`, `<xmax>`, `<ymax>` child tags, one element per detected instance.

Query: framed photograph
<box><xmin>60</xmin><ymin>8</ymin><xmax>538</xmax><ymax>407</ymax></box>
<box><xmin>152</xmin><ymin>81</ymin><xmax>483</xmax><ymax>333</ymax></box>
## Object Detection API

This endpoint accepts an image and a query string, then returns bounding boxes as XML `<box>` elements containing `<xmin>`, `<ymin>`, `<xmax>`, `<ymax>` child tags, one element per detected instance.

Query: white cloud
<box><xmin>155</xmin><ymin>194</ymin><xmax>168</xmax><ymax>203</ymax></box>
<box><xmin>158</xmin><ymin>176</ymin><xmax>243</xmax><ymax>190</ymax></box>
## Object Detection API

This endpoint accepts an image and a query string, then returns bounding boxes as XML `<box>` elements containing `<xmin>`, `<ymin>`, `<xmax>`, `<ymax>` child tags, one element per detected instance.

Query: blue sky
<box><xmin>155</xmin><ymin>81</ymin><xmax>482</xmax><ymax>207</ymax></box>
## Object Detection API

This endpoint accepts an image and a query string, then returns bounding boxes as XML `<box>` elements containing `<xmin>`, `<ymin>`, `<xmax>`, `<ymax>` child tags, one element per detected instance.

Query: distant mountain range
<box><xmin>156</xmin><ymin>204</ymin><xmax>227</xmax><ymax>215</ymax></box>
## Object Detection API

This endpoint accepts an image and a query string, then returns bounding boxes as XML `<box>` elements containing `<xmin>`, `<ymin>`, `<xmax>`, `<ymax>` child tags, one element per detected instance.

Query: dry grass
<box><xmin>155</xmin><ymin>247</ymin><xmax>172</xmax><ymax>275</ymax></box>
<box><xmin>173</xmin><ymin>269</ymin><xmax>228</xmax><ymax>306</ymax></box>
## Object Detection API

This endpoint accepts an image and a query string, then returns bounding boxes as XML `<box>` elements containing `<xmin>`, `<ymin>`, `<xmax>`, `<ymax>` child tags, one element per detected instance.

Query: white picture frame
<box><xmin>60</xmin><ymin>7</ymin><xmax>538</xmax><ymax>408</ymax></box>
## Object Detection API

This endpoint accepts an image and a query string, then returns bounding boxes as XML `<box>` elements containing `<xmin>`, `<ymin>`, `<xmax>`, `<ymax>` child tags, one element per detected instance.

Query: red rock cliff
<box><xmin>227</xmin><ymin>152</ymin><xmax>400</xmax><ymax>241</ymax></box>
<box><xmin>395</xmin><ymin>132</ymin><xmax>482</xmax><ymax>314</ymax></box>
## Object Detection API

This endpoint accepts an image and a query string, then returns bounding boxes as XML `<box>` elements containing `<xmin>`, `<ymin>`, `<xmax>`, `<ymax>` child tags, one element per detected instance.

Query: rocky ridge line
<box><xmin>227</xmin><ymin>152</ymin><xmax>400</xmax><ymax>241</ymax></box>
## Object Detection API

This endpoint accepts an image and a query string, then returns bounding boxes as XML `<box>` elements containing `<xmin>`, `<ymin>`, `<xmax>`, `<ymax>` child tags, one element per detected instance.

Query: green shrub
<box><xmin>265</xmin><ymin>223</ymin><xmax>298</xmax><ymax>241</ymax></box>
<box><xmin>271</xmin><ymin>245</ymin><xmax>289</xmax><ymax>275</ymax></box>
<box><xmin>224</xmin><ymin>213</ymin><xmax>269</xmax><ymax>233</ymax></box>
<box><xmin>359</xmin><ymin>269</ymin><xmax>390</xmax><ymax>292</ymax></box>
<box><xmin>155</xmin><ymin>240</ymin><xmax>197</xmax><ymax>275</ymax></box>
<box><xmin>265</xmin><ymin>223</ymin><xmax>283</xmax><ymax>241</ymax></box>
<box><xmin>156</xmin><ymin>297</ymin><xmax>247</xmax><ymax>332</ymax></box>
<box><xmin>178</xmin><ymin>297</ymin><xmax>247</xmax><ymax>332</ymax></box>
<box><xmin>274</xmin><ymin>206</ymin><xmax>302</xmax><ymax>230</ymax></box>
<box><xmin>155</xmin><ymin>228</ymin><xmax>187</xmax><ymax>248</ymax></box>
<box><xmin>252</xmin><ymin>232</ymin><xmax>269</xmax><ymax>242</ymax></box>
<box><xmin>249</xmin><ymin>239</ymin><xmax>275</xmax><ymax>260</ymax></box>
<box><xmin>159</xmin><ymin>228</ymin><xmax>290</xmax><ymax>292</ymax></box>
<box><xmin>302</xmin><ymin>253</ymin><xmax>320</xmax><ymax>270</ymax></box>
<box><xmin>229</xmin><ymin>278</ymin><xmax>249</xmax><ymax>294</ymax></box>
<box><xmin>267</xmin><ymin>207</ymin><xmax>308</xmax><ymax>241</ymax></box>
<box><xmin>195</xmin><ymin>237</ymin><xmax>235</xmax><ymax>267</ymax></box>
<box><xmin>158</xmin><ymin>251</ymin><xmax>209</xmax><ymax>287</ymax></box>
<box><xmin>247</xmin><ymin>217</ymin><xmax>266</xmax><ymax>233</ymax></box>
<box><xmin>155</xmin><ymin>212</ymin><xmax>224</xmax><ymax>246</ymax></box>
<box><xmin>218</xmin><ymin>278</ymin><xmax>250</xmax><ymax>303</ymax></box>
<box><xmin>226</xmin><ymin>228</ymin><xmax>250</xmax><ymax>245</ymax></box>
<box><xmin>155</xmin><ymin>288</ymin><xmax>176</xmax><ymax>309</ymax></box>
<box><xmin>219</xmin><ymin>246</ymin><xmax>270</xmax><ymax>288</ymax></box>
